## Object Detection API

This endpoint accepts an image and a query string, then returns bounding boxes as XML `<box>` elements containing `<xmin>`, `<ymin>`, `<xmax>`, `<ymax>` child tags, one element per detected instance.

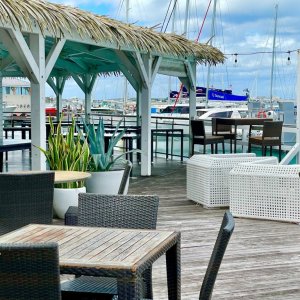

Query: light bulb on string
<box><xmin>233</xmin><ymin>53</ymin><xmax>238</xmax><ymax>67</ymax></box>
<box><xmin>287</xmin><ymin>51</ymin><xmax>291</xmax><ymax>65</ymax></box>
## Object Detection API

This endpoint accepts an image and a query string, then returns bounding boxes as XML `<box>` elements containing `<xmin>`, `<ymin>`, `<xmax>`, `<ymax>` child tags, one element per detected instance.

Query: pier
<box><xmin>5</xmin><ymin>148</ymin><xmax>300</xmax><ymax>299</ymax></box>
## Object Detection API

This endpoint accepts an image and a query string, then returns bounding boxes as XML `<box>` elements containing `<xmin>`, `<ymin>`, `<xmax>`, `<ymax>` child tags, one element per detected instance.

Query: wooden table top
<box><xmin>0</xmin><ymin>224</ymin><xmax>179</xmax><ymax>271</ymax></box>
<box><xmin>213</xmin><ymin>117</ymin><xmax>270</xmax><ymax>126</ymax></box>
<box><xmin>9</xmin><ymin>170</ymin><xmax>91</xmax><ymax>184</ymax></box>
<box><xmin>54</xmin><ymin>170</ymin><xmax>91</xmax><ymax>183</ymax></box>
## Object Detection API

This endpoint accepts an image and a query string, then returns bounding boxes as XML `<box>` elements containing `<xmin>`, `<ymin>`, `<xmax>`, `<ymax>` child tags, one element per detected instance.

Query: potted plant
<box><xmin>79</xmin><ymin>117</ymin><xmax>137</xmax><ymax>194</ymax></box>
<box><xmin>37</xmin><ymin>116</ymin><xmax>90</xmax><ymax>218</ymax></box>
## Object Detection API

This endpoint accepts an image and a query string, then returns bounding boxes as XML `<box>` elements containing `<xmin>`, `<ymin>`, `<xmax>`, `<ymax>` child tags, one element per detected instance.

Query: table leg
<box><xmin>180</xmin><ymin>130</ymin><xmax>183</xmax><ymax>161</ymax></box>
<box><xmin>0</xmin><ymin>152</ymin><xmax>3</xmax><ymax>172</ymax></box>
<box><xmin>234</xmin><ymin>125</ymin><xmax>237</xmax><ymax>153</ymax></box>
<box><xmin>166</xmin><ymin>131</ymin><xmax>169</xmax><ymax>160</ymax></box>
<box><xmin>151</xmin><ymin>131</ymin><xmax>154</xmax><ymax>162</ymax></box>
<box><xmin>166</xmin><ymin>238</ymin><xmax>181</xmax><ymax>300</ymax></box>
<box><xmin>117</xmin><ymin>275</ymin><xmax>141</xmax><ymax>300</ymax></box>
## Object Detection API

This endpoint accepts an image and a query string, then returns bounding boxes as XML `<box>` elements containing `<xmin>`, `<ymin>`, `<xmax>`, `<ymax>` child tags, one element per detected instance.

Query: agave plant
<box><xmin>37</xmin><ymin>116</ymin><xmax>90</xmax><ymax>188</ymax></box>
<box><xmin>80</xmin><ymin>118</ymin><xmax>137</xmax><ymax>172</ymax></box>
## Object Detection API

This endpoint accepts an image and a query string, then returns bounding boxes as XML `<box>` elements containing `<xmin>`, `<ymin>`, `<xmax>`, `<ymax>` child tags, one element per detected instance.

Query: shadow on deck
<box><xmin>129</xmin><ymin>159</ymin><xmax>300</xmax><ymax>300</ymax></box>
<box><xmin>4</xmin><ymin>148</ymin><xmax>300</xmax><ymax>299</ymax></box>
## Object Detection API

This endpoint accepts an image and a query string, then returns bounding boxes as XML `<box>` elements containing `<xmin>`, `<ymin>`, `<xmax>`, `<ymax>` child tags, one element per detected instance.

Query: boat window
<box><xmin>209</xmin><ymin>111</ymin><xmax>232</xmax><ymax>118</ymax></box>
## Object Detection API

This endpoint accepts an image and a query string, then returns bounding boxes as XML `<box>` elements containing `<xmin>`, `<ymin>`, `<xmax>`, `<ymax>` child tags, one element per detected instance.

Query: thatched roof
<box><xmin>0</xmin><ymin>0</ymin><xmax>224</xmax><ymax>65</ymax></box>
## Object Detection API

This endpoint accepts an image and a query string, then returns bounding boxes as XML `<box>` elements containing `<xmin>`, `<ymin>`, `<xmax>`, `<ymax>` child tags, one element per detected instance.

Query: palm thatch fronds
<box><xmin>0</xmin><ymin>0</ymin><xmax>225</xmax><ymax>65</ymax></box>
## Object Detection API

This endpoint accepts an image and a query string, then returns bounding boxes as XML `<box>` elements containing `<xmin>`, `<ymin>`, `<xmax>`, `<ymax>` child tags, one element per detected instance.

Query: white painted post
<box><xmin>56</xmin><ymin>77</ymin><xmax>65</xmax><ymax>120</ymax></box>
<box><xmin>296</xmin><ymin>50</ymin><xmax>300</xmax><ymax>163</ymax></box>
<box><xmin>30</xmin><ymin>33</ymin><xmax>46</xmax><ymax>170</ymax></box>
<box><xmin>140</xmin><ymin>54</ymin><xmax>152</xmax><ymax>176</ymax></box>
<box><xmin>0</xmin><ymin>74</ymin><xmax>3</xmax><ymax>139</ymax></box>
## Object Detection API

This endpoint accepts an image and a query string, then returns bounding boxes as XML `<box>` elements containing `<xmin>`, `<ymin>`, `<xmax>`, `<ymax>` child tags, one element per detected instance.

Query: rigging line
<box><xmin>196</xmin><ymin>0</ymin><xmax>212</xmax><ymax>42</ymax></box>
<box><xmin>163</xmin><ymin>0</ymin><xmax>178</xmax><ymax>33</ymax></box>
<box><xmin>225</xmin><ymin>49</ymin><xmax>299</xmax><ymax>56</ymax></box>
<box><xmin>171</xmin><ymin>0</ymin><xmax>213</xmax><ymax>114</ymax></box>
<box><xmin>115</xmin><ymin>0</ymin><xmax>125</xmax><ymax>19</ymax></box>
<box><xmin>161</xmin><ymin>0</ymin><xmax>173</xmax><ymax>32</ymax></box>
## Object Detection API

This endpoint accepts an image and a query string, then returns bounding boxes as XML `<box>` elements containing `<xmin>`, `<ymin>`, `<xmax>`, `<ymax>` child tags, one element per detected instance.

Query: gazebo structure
<box><xmin>0</xmin><ymin>0</ymin><xmax>224</xmax><ymax>175</ymax></box>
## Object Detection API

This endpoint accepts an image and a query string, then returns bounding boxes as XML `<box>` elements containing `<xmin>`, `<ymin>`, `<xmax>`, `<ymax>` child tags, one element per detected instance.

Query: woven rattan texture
<box><xmin>0</xmin><ymin>172</ymin><xmax>54</xmax><ymax>235</ymax></box>
<box><xmin>0</xmin><ymin>243</ymin><xmax>61</xmax><ymax>300</ymax></box>
<box><xmin>230</xmin><ymin>161</ymin><xmax>300</xmax><ymax>222</ymax></box>
<box><xmin>200</xmin><ymin>211</ymin><xmax>235</xmax><ymax>299</ymax></box>
<box><xmin>186</xmin><ymin>153</ymin><xmax>268</xmax><ymax>208</ymax></box>
<box><xmin>62</xmin><ymin>194</ymin><xmax>160</xmax><ymax>299</ymax></box>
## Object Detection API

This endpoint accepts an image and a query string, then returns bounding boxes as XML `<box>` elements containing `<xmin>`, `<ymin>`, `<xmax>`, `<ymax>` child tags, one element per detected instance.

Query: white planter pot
<box><xmin>53</xmin><ymin>186</ymin><xmax>86</xmax><ymax>219</ymax></box>
<box><xmin>86</xmin><ymin>170</ymin><xmax>128</xmax><ymax>194</ymax></box>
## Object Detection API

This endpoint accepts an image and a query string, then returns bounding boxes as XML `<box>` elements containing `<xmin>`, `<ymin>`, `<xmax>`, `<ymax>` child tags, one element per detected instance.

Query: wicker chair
<box><xmin>64</xmin><ymin>161</ymin><xmax>132</xmax><ymax>226</ymax></box>
<box><xmin>199</xmin><ymin>211</ymin><xmax>235</xmax><ymax>300</ymax></box>
<box><xmin>248</xmin><ymin>121</ymin><xmax>283</xmax><ymax>161</ymax></box>
<box><xmin>191</xmin><ymin>120</ymin><xmax>225</xmax><ymax>155</ymax></box>
<box><xmin>0</xmin><ymin>172</ymin><xmax>55</xmax><ymax>235</ymax></box>
<box><xmin>61</xmin><ymin>194</ymin><xmax>160</xmax><ymax>300</ymax></box>
<box><xmin>0</xmin><ymin>243</ymin><xmax>61</xmax><ymax>300</ymax></box>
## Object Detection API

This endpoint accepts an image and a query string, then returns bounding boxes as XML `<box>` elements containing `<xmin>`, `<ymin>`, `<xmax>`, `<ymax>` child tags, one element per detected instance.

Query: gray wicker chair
<box><xmin>61</xmin><ymin>194</ymin><xmax>159</xmax><ymax>300</ymax></box>
<box><xmin>199</xmin><ymin>211</ymin><xmax>235</xmax><ymax>300</ymax></box>
<box><xmin>0</xmin><ymin>242</ymin><xmax>61</xmax><ymax>300</ymax></box>
<box><xmin>64</xmin><ymin>161</ymin><xmax>132</xmax><ymax>226</ymax></box>
<box><xmin>0</xmin><ymin>172</ymin><xmax>55</xmax><ymax>235</ymax></box>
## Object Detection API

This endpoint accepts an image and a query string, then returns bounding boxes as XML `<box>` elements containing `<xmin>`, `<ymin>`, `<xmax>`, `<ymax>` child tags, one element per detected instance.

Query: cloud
<box><xmin>48</xmin><ymin>0</ymin><xmax>300</xmax><ymax>101</ymax></box>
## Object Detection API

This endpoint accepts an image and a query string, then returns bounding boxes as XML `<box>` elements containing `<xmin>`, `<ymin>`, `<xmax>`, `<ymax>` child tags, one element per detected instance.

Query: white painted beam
<box><xmin>0</xmin><ymin>29</ymin><xmax>40</xmax><ymax>83</ymax></box>
<box><xmin>45</xmin><ymin>38</ymin><xmax>66</xmax><ymax>79</ymax></box>
<box><xmin>151</xmin><ymin>56</ymin><xmax>162</xmax><ymax>86</ymax></box>
<box><xmin>135</xmin><ymin>52</ymin><xmax>150</xmax><ymax>88</ymax></box>
<box><xmin>114</xmin><ymin>50</ymin><xmax>142</xmax><ymax>87</ymax></box>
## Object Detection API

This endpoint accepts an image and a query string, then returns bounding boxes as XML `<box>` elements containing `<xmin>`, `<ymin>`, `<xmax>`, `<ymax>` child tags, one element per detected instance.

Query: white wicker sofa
<box><xmin>186</xmin><ymin>153</ymin><xmax>274</xmax><ymax>208</ymax></box>
<box><xmin>229</xmin><ymin>159</ymin><xmax>300</xmax><ymax>223</ymax></box>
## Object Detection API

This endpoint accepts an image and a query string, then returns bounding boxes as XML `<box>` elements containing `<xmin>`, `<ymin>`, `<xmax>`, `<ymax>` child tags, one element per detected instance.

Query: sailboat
<box><xmin>170</xmin><ymin>86</ymin><xmax>249</xmax><ymax>102</ymax></box>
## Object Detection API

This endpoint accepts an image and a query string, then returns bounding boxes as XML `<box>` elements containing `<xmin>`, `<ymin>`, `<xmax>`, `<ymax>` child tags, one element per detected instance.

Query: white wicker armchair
<box><xmin>186</xmin><ymin>153</ymin><xmax>271</xmax><ymax>208</ymax></box>
<box><xmin>229</xmin><ymin>159</ymin><xmax>300</xmax><ymax>223</ymax></box>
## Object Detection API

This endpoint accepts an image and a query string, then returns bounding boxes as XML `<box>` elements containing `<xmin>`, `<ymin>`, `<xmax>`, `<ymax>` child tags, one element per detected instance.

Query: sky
<box><xmin>48</xmin><ymin>0</ymin><xmax>300</xmax><ymax>101</ymax></box>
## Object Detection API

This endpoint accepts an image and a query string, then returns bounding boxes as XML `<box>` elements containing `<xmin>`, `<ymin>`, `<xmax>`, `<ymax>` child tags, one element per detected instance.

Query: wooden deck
<box><xmin>129</xmin><ymin>160</ymin><xmax>300</xmax><ymax>300</ymax></box>
<box><xmin>3</xmin><ymin>149</ymin><xmax>300</xmax><ymax>299</ymax></box>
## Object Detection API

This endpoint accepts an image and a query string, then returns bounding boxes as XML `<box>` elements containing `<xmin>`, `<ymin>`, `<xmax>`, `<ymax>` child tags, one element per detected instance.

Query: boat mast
<box><xmin>123</xmin><ymin>0</ymin><xmax>129</xmax><ymax>113</ymax></box>
<box><xmin>168</xmin><ymin>0</ymin><xmax>177</xmax><ymax>104</ymax></box>
<box><xmin>270</xmin><ymin>4</ymin><xmax>278</xmax><ymax>110</ymax></box>
<box><xmin>184</xmin><ymin>0</ymin><xmax>190</xmax><ymax>36</ymax></box>
<box><xmin>206</xmin><ymin>0</ymin><xmax>217</xmax><ymax>108</ymax></box>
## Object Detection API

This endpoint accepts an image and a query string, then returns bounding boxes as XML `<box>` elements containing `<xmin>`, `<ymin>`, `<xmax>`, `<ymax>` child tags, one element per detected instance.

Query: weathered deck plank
<box><xmin>4</xmin><ymin>149</ymin><xmax>300</xmax><ymax>299</ymax></box>
<box><xmin>129</xmin><ymin>160</ymin><xmax>300</xmax><ymax>299</ymax></box>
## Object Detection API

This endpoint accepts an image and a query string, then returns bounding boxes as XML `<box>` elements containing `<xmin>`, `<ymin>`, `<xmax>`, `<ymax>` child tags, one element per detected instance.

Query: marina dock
<box><xmin>5</xmin><ymin>149</ymin><xmax>300</xmax><ymax>299</ymax></box>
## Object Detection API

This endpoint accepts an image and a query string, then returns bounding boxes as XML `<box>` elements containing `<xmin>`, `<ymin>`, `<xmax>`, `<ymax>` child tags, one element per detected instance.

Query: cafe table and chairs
<box><xmin>0</xmin><ymin>224</ymin><xmax>181</xmax><ymax>300</ymax></box>
<box><xmin>212</xmin><ymin>117</ymin><xmax>269</xmax><ymax>153</ymax></box>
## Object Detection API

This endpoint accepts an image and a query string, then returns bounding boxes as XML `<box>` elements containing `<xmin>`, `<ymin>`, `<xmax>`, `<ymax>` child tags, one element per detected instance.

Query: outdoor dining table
<box><xmin>213</xmin><ymin>117</ymin><xmax>268</xmax><ymax>153</ymax></box>
<box><xmin>0</xmin><ymin>139</ymin><xmax>31</xmax><ymax>172</ymax></box>
<box><xmin>0</xmin><ymin>224</ymin><xmax>181</xmax><ymax>300</ymax></box>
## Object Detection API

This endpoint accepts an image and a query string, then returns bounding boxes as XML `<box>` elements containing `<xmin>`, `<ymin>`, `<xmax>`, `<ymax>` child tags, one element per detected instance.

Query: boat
<box><xmin>170</xmin><ymin>86</ymin><xmax>249</xmax><ymax>102</ymax></box>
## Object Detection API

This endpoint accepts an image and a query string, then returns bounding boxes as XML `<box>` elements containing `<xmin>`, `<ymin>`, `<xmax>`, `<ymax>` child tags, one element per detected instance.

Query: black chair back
<box><xmin>117</xmin><ymin>161</ymin><xmax>132</xmax><ymax>194</ymax></box>
<box><xmin>77</xmin><ymin>194</ymin><xmax>159</xmax><ymax>229</ymax></box>
<box><xmin>199</xmin><ymin>211</ymin><xmax>235</xmax><ymax>300</ymax></box>
<box><xmin>212</xmin><ymin>118</ymin><xmax>232</xmax><ymax>134</ymax></box>
<box><xmin>191</xmin><ymin>120</ymin><xmax>206</xmax><ymax>137</ymax></box>
<box><xmin>0</xmin><ymin>172</ymin><xmax>54</xmax><ymax>235</ymax></box>
<box><xmin>263</xmin><ymin>121</ymin><xmax>283</xmax><ymax>139</ymax></box>
<box><xmin>0</xmin><ymin>243</ymin><xmax>61</xmax><ymax>300</ymax></box>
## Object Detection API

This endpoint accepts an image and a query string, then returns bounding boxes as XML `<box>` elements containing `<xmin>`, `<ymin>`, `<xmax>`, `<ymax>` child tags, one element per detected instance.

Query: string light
<box><xmin>287</xmin><ymin>51</ymin><xmax>291</xmax><ymax>65</ymax></box>
<box><xmin>234</xmin><ymin>53</ymin><xmax>238</xmax><ymax>67</ymax></box>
